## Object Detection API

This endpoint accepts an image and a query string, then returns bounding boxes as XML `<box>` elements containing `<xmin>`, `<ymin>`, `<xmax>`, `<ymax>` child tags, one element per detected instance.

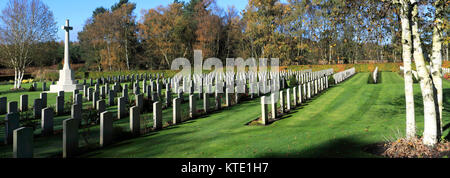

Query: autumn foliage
<box><xmin>74</xmin><ymin>0</ymin><xmax>439</xmax><ymax>71</ymax></box>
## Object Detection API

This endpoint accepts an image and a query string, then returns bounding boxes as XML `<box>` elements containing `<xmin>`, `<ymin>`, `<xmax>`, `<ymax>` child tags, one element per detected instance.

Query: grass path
<box><xmin>77</xmin><ymin>72</ymin><xmax>450</xmax><ymax>158</ymax></box>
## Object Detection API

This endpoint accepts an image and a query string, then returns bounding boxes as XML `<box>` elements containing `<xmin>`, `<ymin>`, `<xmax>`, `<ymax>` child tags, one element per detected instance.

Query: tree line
<box><xmin>76</xmin><ymin>0</ymin><xmax>449</xmax><ymax>71</ymax></box>
<box><xmin>2</xmin><ymin>0</ymin><xmax>448</xmax><ymax>73</ymax></box>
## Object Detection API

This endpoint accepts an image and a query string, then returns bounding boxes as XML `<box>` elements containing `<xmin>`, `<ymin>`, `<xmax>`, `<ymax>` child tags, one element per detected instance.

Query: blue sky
<box><xmin>0</xmin><ymin>0</ymin><xmax>252</xmax><ymax>41</ymax></box>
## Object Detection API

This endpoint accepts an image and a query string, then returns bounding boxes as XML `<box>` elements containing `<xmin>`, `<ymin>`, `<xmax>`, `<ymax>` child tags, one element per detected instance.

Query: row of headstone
<box><xmin>6</xmin><ymin>69</ymin><xmax>336</xmax><ymax>158</ymax></box>
<box><xmin>260</xmin><ymin>69</ymin><xmax>334</xmax><ymax>125</ymax></box>
<box><xmin>3</xmin><ymin>73</ymin><xmax>169</xmax><ymax>158</ymax></box>
<box><xmin>0</xmin><ymin>92</ymin><xmax>50</xmax><ymax>118</ymax></box>
<box><xmin>443</xmin><ymin>68</ymin><xmax>449</xmax><ymax>75</ymax></box>
<box><xmin>167</xmin><ymin>68</ymin><xmax>336</xmax><ymax>126</ymax></box>
<box><xmin>333</xmin><ymin>68</ymin><xmax>356</xmax><ymax>84</ymax></box>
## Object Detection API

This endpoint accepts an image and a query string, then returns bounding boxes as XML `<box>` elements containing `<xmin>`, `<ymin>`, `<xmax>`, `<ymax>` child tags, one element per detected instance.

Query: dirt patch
<box><xmin>364</xmin><ymin>137</ymin><xmax>450</xmax><ymax>158</ymax></box>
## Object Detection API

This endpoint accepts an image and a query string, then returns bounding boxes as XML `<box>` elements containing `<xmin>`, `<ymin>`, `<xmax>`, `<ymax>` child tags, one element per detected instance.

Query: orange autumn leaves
<box><xmin>79</xmin><ymin>3</ymin><xmax>137</xmax><ymax>71</ymax></box>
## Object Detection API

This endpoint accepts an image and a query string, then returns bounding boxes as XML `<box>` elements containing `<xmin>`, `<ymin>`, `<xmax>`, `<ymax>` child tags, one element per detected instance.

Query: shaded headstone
<box><xmin>118</xmin><ymin>97</ymin><xmax>127</xmax><ymax>119</ymax></box>
<box><xmin>73</xmin><ymin>89</ymin><xmax>79</xmax><ymax>103</ymax></box>
<box><xmin>4</xmin><ymin>112</ymin><xmax>20</xmax><ymax>144</ymax></box>
<box><xmin>142</xmin><ymin>80</ymin><xmax>147</xmax><ymax>94</ymax></box>
<box><xmin>189</xmin><ymin>94</ymin><xmax>196</xmax><ymax>118</ymax></box>
<box><xmin>293</xmin><ymin>87</ymin><xmax>297</xmax><ymax>107</ymax></box>
<box><xmin>56</xmin><ymin>95</ymin><xmax>64</xmax><ymax>115</ymax></box>
<box><xmin>13</xmin><ymin>127</ymin><xmax>33</xmax><ymax>158</ymax></box>
<box><xmin>33</xmin><ymin>99</ymin><xmax>42</xmax><ymax>118</ymax></box>
<box><xmin>173</xmin><ymin>98</ymin><xmax>181</xmax><ymax>124</ymax></box>
<box><xmin>215</xmin><ymin>91</ymin><xmax>221</xmax><ymax>110</ymax></box>
<box><xmin>153</xmin><ymin>101</ymin><xmax>162</xmax><ymax>130</ymax></box>
<box><xmin>58</xmin><ymin>91</ymin><xmax>65</xmax><ymax>99</ymax></box>
<box><xmin>20</xmin><ymin>95</ymin><xmax>28</xmax><ymax>112</ymax></box>
<box><xmin>130</xmin><ymin>106</ymin><xmax>140</xmax><ymax>136</ymax></box>
<box><xmin>83</xmin><ymin>85</ymin><xmax>88</xmax><ymax>98</ymax></box>
<box><xmin>93</xmin><ymin>91</ymin><xmax>99</xmax><ymax>109</ymax></box>
<box><xmin>134</xmin><ymin>82</ymin><xmax>140</xmax><ymax>95</ymax></box>
<box><xmin>108</xmin><ymin>90</ymin><xmax>115</xmax><ymax>106</ymax></box>
<box><xmin>0</xmin><ymin>97</ymin><xmax>6</xmax><ymax>114</ymax></box>
<box><xmin>302</xmin><ymin>83</ymin><xmax>307</xmax><ymax>101</ymax></box>
<box><xmin>97</xmin><ymin>100</ymin><xmax>106</xmax><ymax>113</ymax></box>
<box><xmin>280</xmin><ymin>91</ymin><xmax>285</xmax><ymax>113</ymax></box>
<box><xmin>135</xmin><ymin>94</ymin><xmax>143</xmax><ymax>111</ymax></box>
<box><xmin>156</xmin><ymin>83</ymin><xmax>162</xmax><ymax>101</ymax></box>
<box><xmin>63</xmin><ymin>118</ymin><xmax>79</xmax><ymax>158</ymax></box>
<box><xmin>123</xmin><ymin>84</ymin><xmax>129</xmax><ymax>103</ymax></box>
<box><xmin>100</xmin><ymin>111</ymin><xmax>113</xmax><ymax>147</ymax></box>
<box><xmin>41</xmin><ymin>107</ymin><xmax>54</xmax><ymax>136</ymax></box>
<box><xmin>75</xmin><ymin>93</ymin><xmax>83</xmax><ymax>105</ymax></box>
<box><xmin>71</xmin><ymin>103</ymin><xmax>82</xmax><ymax>121</ymax></box>
<box><xmin>8</xmin><ymin>101</ymin><xmax>18</xmax><ymax>114</ymax></box>
<box><xmin>100</xmin><ymin>86</ymin><xmax>106</xmax><ymax>99</ymax></box>
<box><xmin>88</xmin><ymin>88</ymin><xmax>93</xmax><ymax>101</ymax></box>
<box><xmin>307</xmin><ymin>82</ymin><xmax>311</xmax><ymax>99</ymax></box>
<box><xmin>165</xmin><ymin>84</ymin><xmax>171</xmax><ymax>106</ymax></box>
<box><xmin>286</xmin><ymin>88</ymin><xmax>291</xmax><ymax>111</ymax></box>
<box><xmin>235</xmin><ymin>87</ymin><xmax>241</xmax><ymax>104</ymax></box>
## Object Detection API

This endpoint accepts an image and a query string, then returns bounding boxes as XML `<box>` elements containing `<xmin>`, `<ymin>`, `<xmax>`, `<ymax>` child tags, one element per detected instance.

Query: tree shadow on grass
<box><xmin>388</xmin><ymin>88</ymin><xmax>450</xmax><ymax>140</ymax></box>
<box><xmin>255</xmin><ymin>136</ymin><xmax>378</xmax><ymax>158</ymax></box>
<box><xmin>79</xmin><ymin>130</ymin><xmax>197</xmax><ymax>158</ymax></box>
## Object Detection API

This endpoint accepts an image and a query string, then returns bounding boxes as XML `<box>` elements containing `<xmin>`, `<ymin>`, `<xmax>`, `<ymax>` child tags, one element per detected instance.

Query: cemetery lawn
<box><xmin>79</xmin><ymin>72</ymin><xmax>450</xmax><ymax>158</ymax></box>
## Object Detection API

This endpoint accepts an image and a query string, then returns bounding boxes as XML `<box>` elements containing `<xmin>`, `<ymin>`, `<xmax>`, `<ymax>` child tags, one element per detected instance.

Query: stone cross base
<box><xmin>49</xmin><ymin>69</ymin><xmax>83</xmax><ymax>92</ymax></box>
<box><xmin>49</xmin><ymin>84</ymin><xmax>83</xmax><ymax>93</ymax></box>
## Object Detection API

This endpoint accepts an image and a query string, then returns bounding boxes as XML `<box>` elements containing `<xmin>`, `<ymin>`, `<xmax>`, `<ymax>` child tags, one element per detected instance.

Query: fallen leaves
<box><xmin>382</xmin><ymin>137</ymin><xmax>450</xmax><ymax>158</ymax></box>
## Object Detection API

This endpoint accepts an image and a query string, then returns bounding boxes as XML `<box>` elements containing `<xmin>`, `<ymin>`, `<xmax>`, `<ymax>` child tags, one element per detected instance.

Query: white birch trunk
<box><xmin>410</xmin><ymin>0</ymin><xmax>438</xmax><ymax>146</ymax></box>
<box><xmin>430</xmin><ymin>0</ymin><xmax>444</xmax><ymax>138</ymax></box>
<box><xmin>18</xmin><ymin>69</ymin><xmax>24</xmax><ymax>89</ymax></box>
<box><xmin>400</xmin><ymin>1</ymin><xmax>416</xmax><ymax>139</ymax></box>
<box><xmin>14</xmin><ymin>68</ymin><xmax>18</xmax><ymax>89</ymax></box>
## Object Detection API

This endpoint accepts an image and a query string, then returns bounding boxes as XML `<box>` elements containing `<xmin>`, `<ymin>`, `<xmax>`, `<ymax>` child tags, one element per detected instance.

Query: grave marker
<box><xmin>63</xmin><ymin>118</ymin><xmax>79</xmax><ymax>158</ymax></box>
<box><xmin>100</xmin><ymin>111</ymin><xmax>113</xmax><ymax>147</ymax></box>
<box><xmin>130</xmin><ymin>106</ymin><xmax>140</xmax><ymax>136</ymax></box>
<box><xmin>153</xmin><ymin>101</ymin><xmax>162</xmax><ymax>130</ymax></box>
<box><xmin>41</xmin><ymin>107</ymin><xmax>54</xmax><ymax>136</ymax></box>
<box><xmin>13</xmin><ymin>127</ymin><xmax>33</xmax><ymax>158</ymax></box>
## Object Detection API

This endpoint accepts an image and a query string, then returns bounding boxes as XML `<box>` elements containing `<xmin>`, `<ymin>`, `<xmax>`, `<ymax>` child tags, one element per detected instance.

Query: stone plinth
<box><xmin>49</xmin><ymin>69</ymin><xmax>83</xmax><ymax>92</ymax></box>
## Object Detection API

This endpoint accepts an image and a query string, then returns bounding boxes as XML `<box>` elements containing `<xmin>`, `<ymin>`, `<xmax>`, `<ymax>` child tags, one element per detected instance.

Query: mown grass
<box><xmin>0</xmin><ymin>80</ymin><xmax>226</xmax><ymax>158</ymax></box>
<box><xmin>76</xmin><ymin>72</ymin><xmax>449</xmax><ymax>158</ymax></box>
<box><xmin>0</xmin><ymin>72</ymin><xmax>448</xmax><ymax>158</ymax></box>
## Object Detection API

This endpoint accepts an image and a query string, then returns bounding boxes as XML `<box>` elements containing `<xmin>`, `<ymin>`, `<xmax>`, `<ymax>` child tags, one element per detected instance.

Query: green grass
<box><xmin>0</xmin><ymin>81</ymin><xmax>223</xmax><ymax>158</ymax></box>
<box><xmin>0</xmin><ymin>72</ymin><xmax>449</xmax><ymax>158</ymax></box>
<box><xmin>78</xmin><ymin>72</ymin><xmax>449</xmax><ymax>158</ymax></box>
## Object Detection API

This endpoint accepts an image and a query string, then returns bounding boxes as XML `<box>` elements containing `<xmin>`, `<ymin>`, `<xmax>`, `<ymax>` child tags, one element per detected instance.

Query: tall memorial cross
<box><xmin>62</xmin><ymin>20</ymin><xmax>73</xmax><ymax>70</ymax></box>
<box><xmin>49</xmin><ymin>19</ymin><xmax>82</xmax><ymax>92</ymax></box>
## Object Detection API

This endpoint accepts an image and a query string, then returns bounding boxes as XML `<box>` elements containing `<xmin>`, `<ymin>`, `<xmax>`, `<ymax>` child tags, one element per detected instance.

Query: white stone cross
<box><xmin>50</xmin><ymin>19</ymin><xmax>82</xmax><ymax>92</ymax></box>
<box><xmin>62</xmin><ymin>19</ymin><xmax>73</xmax><ymax>70</ymax></box>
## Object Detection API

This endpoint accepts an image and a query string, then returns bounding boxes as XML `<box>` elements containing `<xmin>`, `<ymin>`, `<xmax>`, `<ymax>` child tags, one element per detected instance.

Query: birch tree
<box><xmin>429</xmin><ymin>0</ymin><xmax>445</xmax><ymax>137</ymax></box>
<box><xmin>0</xmin><ymin>0</ymin><xmax>57</xmax><ymax>89</ymax></box>
<box><xmin>410</xmin><ymin>0</ymin><xmax>439</xmax><ymax>146</ymax></box>
<box><xmin>393</xmin><ymin>0</ymin><xmax>416</xmax><ymax>139</ymax></box>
